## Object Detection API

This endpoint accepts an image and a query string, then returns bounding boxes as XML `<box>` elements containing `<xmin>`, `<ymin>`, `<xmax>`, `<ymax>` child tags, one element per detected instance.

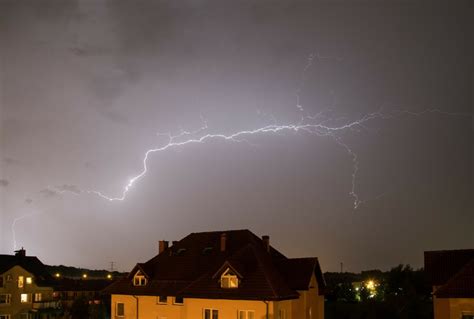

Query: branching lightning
<box><xmin>11</xmin><ymin>52</ymin><xmax>471</xmax><ymax>250</ymax></box>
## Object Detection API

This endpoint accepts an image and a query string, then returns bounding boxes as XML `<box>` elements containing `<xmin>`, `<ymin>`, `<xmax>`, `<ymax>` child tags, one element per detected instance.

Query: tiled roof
<box><xmin>424</xmin><ymin>249</ymin><xmax>474</xmax><ymax>299</ymax></box>
<box><xmin>105</xmin><ymin>229</ymin><xmax>325</xmax><ymax>300</ymax></box>
<box><xmin>54</xmin><ymin>278</ymin><xmax>114</xmax><ymax>292</ymax></box>
<box><xmin>0</xmin><ymin>253</ymin><xmax>53</xmax><ymax>287</ymax></box>
<box><xmin>424</xmin><ymin>249</ymin><xmax>474</xmax><ymax>286</ymax></box>
<box><xmin>434</xmin><ymin>258</ymin><xmax>474</xmax><ymax>298</ymax></box>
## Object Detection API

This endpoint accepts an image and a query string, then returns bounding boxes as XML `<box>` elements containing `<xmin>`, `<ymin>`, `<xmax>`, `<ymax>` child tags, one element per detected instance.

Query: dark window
<box><xmin>204</xmin><ymin>309</ymin><xmax>218</xmax><ymax>319</ymax></box>
<box><xmin>116</xmin><ymin>303</ymin><xmax>124</xmax><ymax>316</ymax></box>
<box><xmin>174</xmin><ymin>296</ymin><xmax>184</xmax><ymax>304</ymax></box>
<box><xmin>158</xmin><ymin>296</ymin><xmax>167</xmax><ymax>304</ymax></box>
<box><xmin>0</xmin><ymin>277</ymin><xmax>3</xmax><ymax>287</ymax></box>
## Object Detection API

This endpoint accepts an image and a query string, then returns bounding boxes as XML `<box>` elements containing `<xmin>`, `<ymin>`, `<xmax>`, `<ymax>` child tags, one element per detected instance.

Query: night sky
<box><xmin>0</xmin><ymin>0</ymin><xmax>472</xmax><ymax>272</ymax></box>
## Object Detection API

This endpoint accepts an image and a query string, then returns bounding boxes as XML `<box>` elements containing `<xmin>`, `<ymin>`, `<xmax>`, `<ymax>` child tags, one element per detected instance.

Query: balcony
<box><xmin>32</xmin><ymin>300</ymin><xmax>61</xmax><ymax>310</ymax></box>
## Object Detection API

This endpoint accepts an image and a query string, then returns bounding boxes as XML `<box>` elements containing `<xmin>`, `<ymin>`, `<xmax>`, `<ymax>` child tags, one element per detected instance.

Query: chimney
<box><xmin>158</xmin><ymin>240</ymin><xmax>168</xmax><ymax>254</ymax></box>
<box><xmin>220</xmin><ymin>233</ymin><xmax>227</xmax><ymax>252</ymax></box>
<box><xmin>262</xmin><ymin>235</ymin><xmax>270</xmax><ymax>252</ymax></box>
<box><xmin>15</xmin><ymin>247</ymin><xmax>26</xmax><ymax>257</ymax></box>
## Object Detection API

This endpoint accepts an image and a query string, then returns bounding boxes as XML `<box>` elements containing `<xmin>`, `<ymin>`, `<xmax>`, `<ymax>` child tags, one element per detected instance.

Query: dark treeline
<box><xmin>46</xmin><ymin>265</ymin><xmax>125</xmax><ymax>279</ymax></box>
<box><xmin>324</xmin><ymin>264</ymin><xmax>433</xmax><ymax>319</ymax></box>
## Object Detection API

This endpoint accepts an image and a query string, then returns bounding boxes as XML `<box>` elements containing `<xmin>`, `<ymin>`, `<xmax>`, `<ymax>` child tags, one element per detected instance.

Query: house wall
<box><xmin>111</xmin><ymin>295</ymin><xmax>272</xmax><ymax>319</ymax></box>
<box><xmin>0</xmin><ymin>265</ymin><xmax>54</xmax><ymax>319</ymax></box>
<box><xmin>434</xmin><ymin>297</ymin><xmax>474</xmax><ymax>319</ymax></box>
<box><xmin>274</xmin><ymin>274</ymin><xmax>323</xmax><ymax>319</ymax></box>
<box><xmin>111</xmin><ymin>277</ymin><xmax>324</xmax><ymax>319</ymax></box>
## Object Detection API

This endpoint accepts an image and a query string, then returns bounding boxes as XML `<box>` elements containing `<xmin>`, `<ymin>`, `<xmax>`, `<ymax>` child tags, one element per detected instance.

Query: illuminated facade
<box><xmin>0</xmin><ymin>249</ymin><xmax>60</xmax><ymax>319</ymax></box>
<box><xmin>425</xmin><ymin>249</ymin><xmax>474</xmax><ymax>319</ymax></box>
<box><xmin>105</xmin><ymin>230</ymin><xmax>325</xmax><ymax>319</ymax></box>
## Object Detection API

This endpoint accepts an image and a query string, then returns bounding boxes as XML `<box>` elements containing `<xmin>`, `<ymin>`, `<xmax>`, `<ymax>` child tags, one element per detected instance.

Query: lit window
<box><xmin>20</xmin><ymin>293</ymin><xmax>31</xmax><ymax>303</ymax></box>
<box><xmin>157</xmin><ymin>296</ymin><xmax>167</xmax><ymax>304</ymax></box>
<box><xmin>116</xmin><ymin>303</ymin><xmax>125</xmax><ymax>317</ymax></box>
<box><xmin>18</xmin><ymin>276</ymin><xmax>24</xmax><ymax>288</ymax></box>
<box><xmin>26</xmin><ymin>277</ymin><xmax>32</xmax><ymax>284</ymax></box>
<box><xmin>173</xmin><ymin>296</ymin><xmax>184</xmax><ymax>305</ymax></box>
<box><xmin>239</xmin><ymin>310</ymin><xmax>255</xmax><ymax>319</ymax></box>
<box><xmin>220</xmin><ymin>268</ymin><xmax>238</xmax><ymax>288</ymax></box>
<box><xmin>34</xmin><ymin>293</ymin><xmax>42</xmax><ymax>302</ymax></box>
<box><xmin>0</xmin><ymin>315</ymin><xmax>11</xmax><ymax>319</ymax></box>
<box><xmin>203</xmin><ymin>308</ymin><xmax>218</xmax><ymax>319</ymax></box>
<box><xmin>0</xmin><ymin>294</ymin><xmax>11</xmax><ymax>304</ymax></box>
<box><xmin>133</xmin><ymin>271</ymin><xmax>147</xmax><ymax>286</ymax></box>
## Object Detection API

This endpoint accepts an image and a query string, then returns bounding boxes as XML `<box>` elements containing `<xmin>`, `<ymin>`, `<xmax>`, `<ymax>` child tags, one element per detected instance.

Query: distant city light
<box><xmin>82</xmin><ymin>274</ymin><xmax>88</xmax><ymax>279</ymax></box>
<box><xmin>55</xmin><ymin>273</ymin><xmax>60</xmax><ymax>278</ymax></box>
<box><xmin>107</xmin><ymin>274</ymin><xmax>112</xmax><ymax>279</ymax></box>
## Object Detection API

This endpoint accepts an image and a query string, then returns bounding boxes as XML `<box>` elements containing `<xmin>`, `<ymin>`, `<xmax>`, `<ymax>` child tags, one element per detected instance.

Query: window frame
<box><xmin>203</xmin><ymin>308</ymin><xmax>219</xmax><ymax>319</ymax></box>
<box><xmin>18</xmin><ymin>276</ymin><xmax>24</xmax><ymax>288</ymax></box>
<box><xmin>26</xmin><ymin>277</ymin><xmax>32</xmax><ymax>285</ymax></box>
<box><xmin>0</xmin><ymin>294</ymin><xmax>12</xmax><ymax>304</ymax></box>
<box><xmin>20</xmin><ymin>293</ymin><xmax>32</xmax><ymax>303</ymax></box>
<box><xmin>132</xmin><ymin>271</ymin><xmax>147</xmax><ymax>286</ymax></box>
<box><xmin>116</xmin><ymin>302</ymin><xmax>125</xmax><ymax>317</ymax></box>
<box><xmin>238</xmin><ymin>310</ymin><xmax>255</xmax><ymax>319</ymax></box>
<box><xmin>34</xmin><ymin>293</ymin><xmax>42</xmax><ymax>302</ymax></box>
<box><xmin>156</xmin><ymin>295</ymin><xmax>167</xmax><ymax>304</ymax></box>
<box><xmin>0</xmin><ymin>315</ymin><xmax>11</xmax><ymax>319</ymax></box>
<box><xmin>173</xmin><ymin>296</ymin><xmax>184</xmax><ymax>305</ymax></box>
<box><xmin>220</xmin><ymin>268</ymin><xmax>239</xmax><ymax>289</ymax></box>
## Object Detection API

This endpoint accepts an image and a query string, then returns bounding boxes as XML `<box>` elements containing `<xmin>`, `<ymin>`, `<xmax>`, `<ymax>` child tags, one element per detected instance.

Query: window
<box><xmin>133</xmin><ymin>271</ymin><xmax>147</xmax><ymax>286</ymax></box>
<box><xmin>0</xmin><ymin>315</ymin><xmax>11</xmax><ymax>319</ymax></box>
<box><xmin>18</xmin><ymin>276</ymin><xmax>24</xmax><ymax>288</ymax></box>
<box><xmin>34</xmin><ymin>293</ymin><xmax>42</xmax><ymax>302</ymax></box>
<box><xmin>0</xmin><ymin>294</ymin><xmax>11</xmax><ymax>304</ymax></box>
<box><xmin>462</xmin><ymin>315</ymin><xmax>474</xmax><ymax>319</ymax></box>
<box><xmin>20</xmin><ymin>293</ymin><xmax>31</xmax><ymax>303</ymax></box>
<box><xmin>6</xmin><ymin>275</ymin><xmax>12</xmax><ymax>282</ymax></box>
<box><xmin>173</xmin><ymin>296</ymin><xmax>184</xmax><ymax>305</ymax></box>
<box><xmin>203</xmin><ymin>309</ymin><xmax>218</xmax><ymax>319</ymax></box>
<box><xmin>0</xmin><ymin>276</ymin><xmax>3</xmax><ymax>287</ymax></box>
<box><xmin>116</xmin><ymin>302</ymin><xmax>125</xmax><ymax>317</ymax></box>
<box><xmin>20</xmin><ymin>314</ymin><xmax>30</xmax><ymax>319</ymax></box>
<box><xmin>26</xmin><ymin>277</ymin><xmax>32</xmax><ymax>284</ymax></box>
<box><xmin>220</xmin><ymin>268</ymin><xmax>238</xmax><ymax>288</ymax></box>
<box><xmin>157</xmin><ymin>296</ymin><xmax>167</xmax><ymax>304</ymax></box>
<box><xmin>238</xmin><ymin>310</ymin><xmax>255</xmax><ymax>319</ymax></box>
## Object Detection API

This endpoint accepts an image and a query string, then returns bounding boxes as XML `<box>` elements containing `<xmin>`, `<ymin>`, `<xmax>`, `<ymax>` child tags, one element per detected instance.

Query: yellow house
<box><xmin>424</xmin><ymin>249</ymin><xmax>474</xmax><ymax>319</ymax></box>
<box><xmin>105</xmin><ymin>230</ymin><xmax>325</xmax><ymax>319</ymax></box>
<box><xmin>0</xmin><ymin>249</ymin><xmax>61</xmax><ymax>319</ymax></box>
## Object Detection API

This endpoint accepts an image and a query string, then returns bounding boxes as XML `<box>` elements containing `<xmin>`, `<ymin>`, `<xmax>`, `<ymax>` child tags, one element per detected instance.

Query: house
<box><xmin>0</xmin><ymin>248</ymin><xmax>61</xmax><ymax>319</ymax></box>
<box><xmin>424</xmin><ymin>249</ymin><xmax>474</xmax><ymax>319</ymax></box>
<box><xmin>52</xmin><ymin>278</ymin><xmax>113</xmax><ymax>318</ymax></box>
<box><xmin>105</xmin><ymin>229</ymin><xmax>325</xmax><ymax>319</ymax></box>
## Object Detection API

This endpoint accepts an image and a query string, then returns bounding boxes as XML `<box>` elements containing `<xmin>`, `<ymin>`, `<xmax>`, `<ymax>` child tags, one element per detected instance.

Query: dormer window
<box><xmin>133</xmin><ymin>271</ymin><xmax>147</xmax><ymax>286</ymax></box>
<box><xmin>220</xmin><ymin>268</ymin><xmax>238</xmax><ymax>288</ymax></box>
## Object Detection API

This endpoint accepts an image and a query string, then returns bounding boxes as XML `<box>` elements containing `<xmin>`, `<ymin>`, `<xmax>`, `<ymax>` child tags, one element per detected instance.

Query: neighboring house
<box><xmin>53</xmin><ymin>278</ymin><xmax>113</xmax><ymax>317</ymax></box>
<box><xmin>105</xmin><ymin>229</ymin><xmax>325</xmax><ymax>319</ymax></box>
<box><xmin>424</xmin><ymin>249</ymin><xmax>474</xmax><ymax>319</ymax></box>
<box><xmin>0</xmin><ymin>248</ymin><xmax>61</xmax><ymax>319</ymax></box>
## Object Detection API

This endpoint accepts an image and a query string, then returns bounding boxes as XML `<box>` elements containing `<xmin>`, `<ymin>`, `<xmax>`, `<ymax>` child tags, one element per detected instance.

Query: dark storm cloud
<box><xmin>0</xmin><ymin>179</ymin><xmax>9</xmax><ymax>187</ymax></box>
